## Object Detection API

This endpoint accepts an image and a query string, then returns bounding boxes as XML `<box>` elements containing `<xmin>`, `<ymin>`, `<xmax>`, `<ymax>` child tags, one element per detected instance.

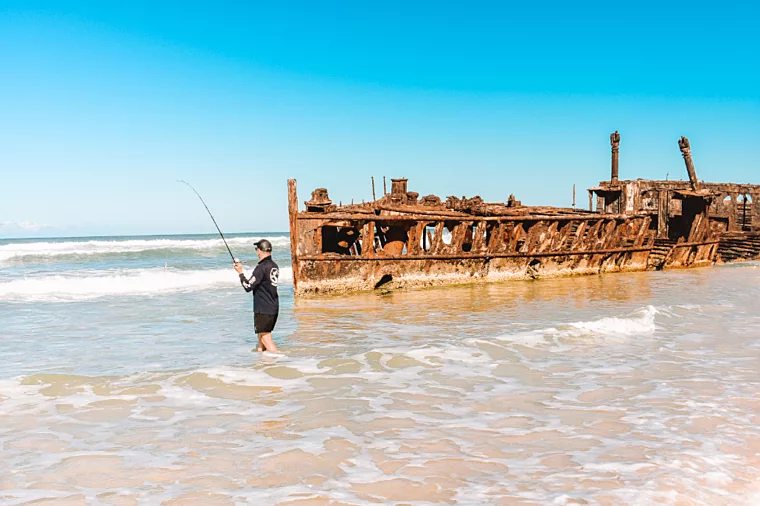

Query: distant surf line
<box><xmin>0</xmin><ymin>266</ymin><xmax>293</xmax><ymax>301</ymax></box>
<box><xmin>0</xmin><ymin>236</ymin><xmax>291</xmax><ymax>262</ymax></box>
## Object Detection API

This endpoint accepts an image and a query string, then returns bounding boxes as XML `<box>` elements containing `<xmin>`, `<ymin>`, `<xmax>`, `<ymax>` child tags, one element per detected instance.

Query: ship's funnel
<box><xmin>610</xmin><ymin>130</ymin><xmax>621</xmax><ymax>184</ymax></box>
<box><xmin>391</xmin><ymin>178</ymin><xmax>408</xmax><ymax>195</ymax></box>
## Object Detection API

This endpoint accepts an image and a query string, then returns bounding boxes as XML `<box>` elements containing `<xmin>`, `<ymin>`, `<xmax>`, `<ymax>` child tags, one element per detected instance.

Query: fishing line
<box><xmin>178</xmin><ymin>180</ymin><xmax>239</xmax><ymax>264</ymax></box>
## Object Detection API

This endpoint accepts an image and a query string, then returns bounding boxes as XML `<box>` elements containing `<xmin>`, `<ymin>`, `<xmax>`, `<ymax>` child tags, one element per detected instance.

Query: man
<box><xmin>234</xmin><ymin>239</ymin><xmax>280</xmax><ymax>352</ymax></box>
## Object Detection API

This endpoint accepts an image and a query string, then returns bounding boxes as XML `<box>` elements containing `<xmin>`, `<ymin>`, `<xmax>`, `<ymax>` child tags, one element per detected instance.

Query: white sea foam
<box><xmin>201</xmin><ymin>365</ymin><xmax>314</xmax><ymax>389</ymax></box>
<box><xmin>493</xmin><ymin>305</ymin><xmax>659</xmax><ymax>348</ymax></box>
<box><xmin>405</xmin><ymin>344</ymin><xmax>493</xmax><ymax>366</ymax></box>
<box><xmin>567</xmin><ymin>304</ymin><xmax>658</xmax><ymax>336</ymax></box>
<box><xmin>0</xmin><ymin>266</ymin><xmax>293</xmax><ymax>301</ymax></box>
<box><xmin>0</xmin><ymin>236</ymin><xmax>290</xmax><ymax>262</ymax></box>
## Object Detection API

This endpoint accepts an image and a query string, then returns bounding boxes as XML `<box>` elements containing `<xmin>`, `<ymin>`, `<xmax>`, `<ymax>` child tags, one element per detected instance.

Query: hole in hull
<box><xmin>374</xmin><ymin>274</ymin><xmax>393</xmax><ymax>289</ymax></box>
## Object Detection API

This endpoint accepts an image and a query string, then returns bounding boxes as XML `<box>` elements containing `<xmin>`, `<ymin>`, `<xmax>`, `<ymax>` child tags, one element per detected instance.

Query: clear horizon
<box><xmin>2</xmin><ymin>1</ymin><xmax>758</xmax><ymax>239</ymax></box>
<box><xmin>0</xmin><ymin>230</ymin><xmax>292</xmax><ymax>241</ymax></box>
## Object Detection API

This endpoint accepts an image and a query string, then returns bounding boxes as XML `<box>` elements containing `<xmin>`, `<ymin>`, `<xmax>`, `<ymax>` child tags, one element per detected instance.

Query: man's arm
<box><xmin>238</xmin><ymin>264</ymin><xmax>263</xmax><ymax>293</ymax></box>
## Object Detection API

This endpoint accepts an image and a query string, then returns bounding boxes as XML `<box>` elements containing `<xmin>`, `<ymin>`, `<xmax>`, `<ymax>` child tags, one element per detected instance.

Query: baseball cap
<box><xmin>254</xmin><ymin>239</ymin><xmax>272</xmax><ymax>252</ymax></box>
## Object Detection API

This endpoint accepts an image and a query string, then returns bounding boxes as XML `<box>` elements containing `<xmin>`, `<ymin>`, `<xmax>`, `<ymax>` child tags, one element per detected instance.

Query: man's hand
<box><xmin>234</xmin><ymin>262</ymin><xmax>243</xmax><ymax>274</ymax></box>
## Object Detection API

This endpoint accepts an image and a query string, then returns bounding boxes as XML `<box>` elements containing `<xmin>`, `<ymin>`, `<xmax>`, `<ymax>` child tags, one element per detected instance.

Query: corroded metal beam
<box><xmin>300</xmin><ymin>213</ymin><xmax>637</xmax><ymax>222</ymax></box>
<box><xmin>678</xmin><ymin>136</ymin><xmax>699</xmax><ymax>191</ymax></box>
<box><xmin>287</xmin><ymin>178</ymin><xmax>299</xmax><ymax>292</ymax></box>
<box><xmin>298</xmin><ymin>246</ymin><xmax>653</xmax><ymax>261</ymax></box>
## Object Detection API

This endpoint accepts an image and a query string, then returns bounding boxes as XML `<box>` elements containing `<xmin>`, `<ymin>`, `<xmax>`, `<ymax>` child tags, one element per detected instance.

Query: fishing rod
<box><xmin>178</xmin><ymin>180</ymin><xmax>239</xmax><ymax>264</ymax></box>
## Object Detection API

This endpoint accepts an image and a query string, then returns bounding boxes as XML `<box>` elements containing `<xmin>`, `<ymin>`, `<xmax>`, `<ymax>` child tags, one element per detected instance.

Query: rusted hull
<box><xmin>291</xmin><ymin>203</ymin><xmax>659</xmax><ymax>295</ymax></box>
<box><xmin>717</xmin><ymin>232</ymin><xmax>760</xmax><ymax>263</ymax></box>
<box><xmin>296</xmin><ymin>253</ymin><xmax>654</xmax><ymax>295</ymax></box>
<box><xmin>287</xmin><ymin>133</ymin><xmax>760</xmax><ymax>297</ymax></box>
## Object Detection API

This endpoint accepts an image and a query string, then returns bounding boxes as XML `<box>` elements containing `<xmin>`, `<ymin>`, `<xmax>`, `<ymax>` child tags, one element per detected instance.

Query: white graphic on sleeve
<box><xmin>270</xmin><ymin>268</ymin><xmax>279</xmax><ymax>287</ymax></box>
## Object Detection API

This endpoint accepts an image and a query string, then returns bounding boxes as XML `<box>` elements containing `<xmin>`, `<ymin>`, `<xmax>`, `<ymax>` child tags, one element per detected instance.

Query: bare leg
<box><xmin>256</xmin><ymin>335</ymin><xmax>264</xmax><ymax>352</ymax></box>
<box><xmin>259</xmin><ymin>332</ymin><xmax>278</xmax><ymax>352</ymax></box>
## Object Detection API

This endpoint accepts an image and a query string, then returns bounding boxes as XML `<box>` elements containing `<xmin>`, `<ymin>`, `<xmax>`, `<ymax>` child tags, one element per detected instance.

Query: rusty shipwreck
<box><xmin>287</xmin><ymin>133</ymin><xmax>759</xmax><ymax>296</ymax></box>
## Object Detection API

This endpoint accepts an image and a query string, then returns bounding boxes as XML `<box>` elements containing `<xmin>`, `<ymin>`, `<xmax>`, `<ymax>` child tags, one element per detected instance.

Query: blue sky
<box><xmin>1</xmin><ymin>1</ymin><xmax>758</xmax><ymax>238</ymax></box>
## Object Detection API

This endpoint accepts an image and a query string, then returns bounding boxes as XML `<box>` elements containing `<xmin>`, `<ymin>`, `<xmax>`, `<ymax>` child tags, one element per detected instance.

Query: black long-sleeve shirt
<box><xmin>239</xmin><ymin>255</ymin><xmax>279</xmax><ymax>314</ymax></box>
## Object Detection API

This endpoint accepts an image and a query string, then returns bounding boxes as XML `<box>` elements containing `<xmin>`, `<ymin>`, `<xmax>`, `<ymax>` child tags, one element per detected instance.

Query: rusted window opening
<box><xmin>740</xmin><ymin>194</ymin><xmax>753</xmax><ymax>231</ymax></box>
<box><xmin>462</xmin><ymin>224</ymin><xmax>477</xmax><ymax>252</ymax></box>
<box><xmin>320</xmin><ymin>226</ymin><xmax>360</xmax><ymax>255</ymax></box>
<box><xmin>604</xmin><ymin>193</ymin><xmax>622</xmax><ymax>214</ymax></box>
<box><xmin>377</xmin><ymin>222</ymin><xmax>409</xmax><ymax>256</ymax></box>
<box><xmin>422</xmin><ymin>224</ymin><xmax>436</xmax><ymax>252</ymax></box>
<box><xmin>441</xmin><ymin>223</ymin><xmax>454</xmax><ymax>245</ymax></box>
<box><xmin>667</xmin><ymin>197</ymin><xmax>708</xmax><ymax>242</ymax></box>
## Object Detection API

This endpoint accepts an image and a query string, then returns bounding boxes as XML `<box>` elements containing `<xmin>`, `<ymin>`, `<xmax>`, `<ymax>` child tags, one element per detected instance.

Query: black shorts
<box><xmin>254</xmin><ymin>312</ymin><xmax>278</xmax><ymax>333</ymax></box>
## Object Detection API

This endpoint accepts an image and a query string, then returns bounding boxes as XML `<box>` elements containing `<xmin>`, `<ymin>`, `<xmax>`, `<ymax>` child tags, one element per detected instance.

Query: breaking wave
<box><xmin>0</xmin><ymin>266</ymin><xmax>293</xmax><ymax>301</ymax></box>
<box><xmin>494</xmin><ymin>305</ymin><xmax>659</xmax><ymax>348</ymax></box>
<box><xmin>0</xmin><ymin>236</ymin><xmax>291</xmax><ymax>263</ymax></box>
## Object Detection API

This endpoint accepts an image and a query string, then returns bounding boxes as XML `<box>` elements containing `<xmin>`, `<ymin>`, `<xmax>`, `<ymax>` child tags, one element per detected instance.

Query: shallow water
<box><xmin>1</xmin><ymin>235</ymin><xmax>759</xmax><ymax>505</ymax></box>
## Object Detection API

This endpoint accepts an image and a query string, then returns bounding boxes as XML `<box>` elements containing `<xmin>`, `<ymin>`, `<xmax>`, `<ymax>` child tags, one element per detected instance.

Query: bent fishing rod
<box><xmin>178</xmin><ymin>180</ymin><xmax>239</xmax><ymax>265</ymax></box>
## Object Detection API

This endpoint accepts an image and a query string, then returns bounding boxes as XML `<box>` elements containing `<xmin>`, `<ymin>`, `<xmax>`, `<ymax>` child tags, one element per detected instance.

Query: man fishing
<box><xmin>234</xmin><ymin>239</ymin><xmax>280</xmax><ymax>352</ymax></box>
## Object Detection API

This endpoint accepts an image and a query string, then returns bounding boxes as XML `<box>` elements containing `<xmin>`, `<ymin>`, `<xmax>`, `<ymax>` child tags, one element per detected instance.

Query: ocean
<box><xmin>1</xmin><ymin>233</ymin><xmax>759</xmax><ymax>505</ymax></box>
